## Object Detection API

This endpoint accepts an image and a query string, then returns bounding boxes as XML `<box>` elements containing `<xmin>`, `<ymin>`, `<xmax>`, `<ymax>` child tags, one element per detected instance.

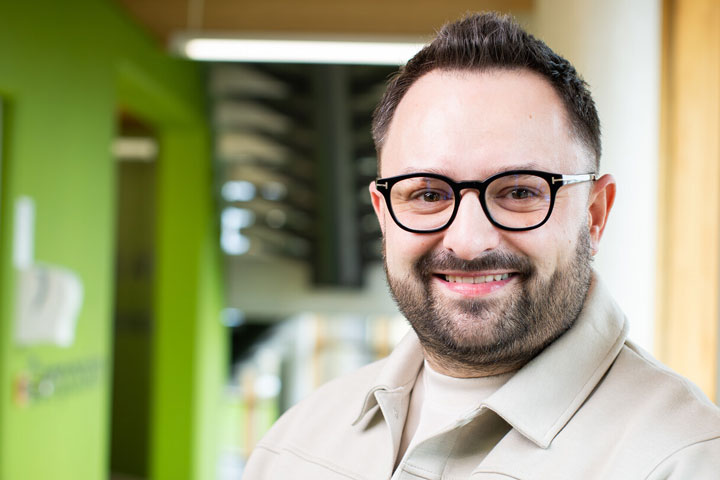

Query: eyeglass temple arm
<box><xmin>552</xmin><ymin>173</ymin><xmax>597</xmax><ymax>185</ymax></box>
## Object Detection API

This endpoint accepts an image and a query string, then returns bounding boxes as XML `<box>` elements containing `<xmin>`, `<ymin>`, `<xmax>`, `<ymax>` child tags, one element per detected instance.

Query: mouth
<box><xmin>439</xmin><ymin>273</ymin><xmax>512</xmax><ymax>284</ymax></box>
<box><xmin>432</xmin><ymin>272</ymin><xmax>517</xmax><ymax>297</ymax></box>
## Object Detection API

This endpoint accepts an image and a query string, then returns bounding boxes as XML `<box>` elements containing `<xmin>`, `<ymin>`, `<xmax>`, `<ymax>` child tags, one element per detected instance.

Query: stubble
<box><xmin>385</xmin><ymin>227</ymin><xmax>593</xmax><ymax>376</ymax></box>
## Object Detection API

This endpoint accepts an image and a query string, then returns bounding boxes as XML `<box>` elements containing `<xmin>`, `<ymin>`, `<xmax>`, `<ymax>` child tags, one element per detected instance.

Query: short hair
<box><xmin>372</xmin><ymin>12</ymin><xmax>601</xmax><ymax>170</ymax></box>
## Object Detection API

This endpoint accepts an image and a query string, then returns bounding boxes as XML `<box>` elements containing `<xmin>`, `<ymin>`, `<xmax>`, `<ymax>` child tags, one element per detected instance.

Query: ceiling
<box><xmin>116</xmin><ymin>0</ymin><xmax>533</xmax><ymax>45</ymax></box>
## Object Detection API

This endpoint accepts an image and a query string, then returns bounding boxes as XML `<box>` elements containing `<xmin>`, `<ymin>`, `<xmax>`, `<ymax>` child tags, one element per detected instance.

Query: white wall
<box><xmin>227</xmin><ymin>257</ymin><xmax>400</xmax><ymax>319</ymax></box>
<box><xmin>533</xmin><ymin>0</ymin><xmax>661</xmax><ymax>351</ymax></box>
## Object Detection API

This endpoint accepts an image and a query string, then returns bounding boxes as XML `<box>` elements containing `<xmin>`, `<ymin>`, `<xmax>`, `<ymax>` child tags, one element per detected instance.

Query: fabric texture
<box><xmin>395</xmin><ymin>361</ymin><xmax>511</xmax><ymax>468</ymax></box>
<box><xmin>243</xmin><ymin>276</ymin><xmax>720</xmax><ymax>479</ymax></box>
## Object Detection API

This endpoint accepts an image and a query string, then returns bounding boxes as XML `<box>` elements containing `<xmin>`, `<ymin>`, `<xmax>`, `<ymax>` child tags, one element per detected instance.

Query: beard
<box><xmin>385</xmin><ymin>226</ymin><xmax>593</xmax><ymax>374</ymax></box>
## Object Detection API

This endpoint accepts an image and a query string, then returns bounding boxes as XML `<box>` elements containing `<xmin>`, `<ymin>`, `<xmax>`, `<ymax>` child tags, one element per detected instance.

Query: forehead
<box><xmin>380</xmin><ymin>69</ymin><xmax>587</xmax><ymax>178</ymax></box>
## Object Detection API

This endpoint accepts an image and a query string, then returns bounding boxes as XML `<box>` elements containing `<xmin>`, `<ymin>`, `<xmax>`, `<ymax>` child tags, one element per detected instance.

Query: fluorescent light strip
<box><xmin>181</xmin><ymin>38</ymin><xmax>425</xmax><ymax>65</ymax></box>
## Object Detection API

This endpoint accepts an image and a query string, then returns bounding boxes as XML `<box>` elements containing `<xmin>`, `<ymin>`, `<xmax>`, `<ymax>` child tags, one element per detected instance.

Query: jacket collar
<box><xmin>352</xmin><ymin>330</ymin><xmax>424</xmax><ymax>425</ymax></box>
<box><xmin>484</xmin><ymin>275</ymin><xmax>628</xmax><ymax>447</ymax></box>
<box><xmin>353</xmin><ymin>273</ymin><xmax>628</xmax><ymax>448</ymax></box>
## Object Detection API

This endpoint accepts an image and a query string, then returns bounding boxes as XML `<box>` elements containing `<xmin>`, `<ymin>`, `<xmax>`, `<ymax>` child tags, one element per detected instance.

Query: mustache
<box><xmin>415</xmin><ymin>250</ymin><xmax>535</xmax><ymax>277</ymax></box>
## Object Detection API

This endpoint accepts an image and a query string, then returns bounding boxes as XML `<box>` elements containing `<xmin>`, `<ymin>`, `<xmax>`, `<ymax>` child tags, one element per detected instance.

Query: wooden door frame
<box><xmin>657</xmin><ymin>0</ymin><xmax>720</xmax><ymax>401</ymax></box>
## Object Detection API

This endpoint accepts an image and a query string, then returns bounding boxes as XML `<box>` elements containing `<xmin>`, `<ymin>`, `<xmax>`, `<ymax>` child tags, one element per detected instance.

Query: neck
<box><xmin>422</xmin><ymin>348</ymin><xmax>523</xmax><ymax>378</ymax></box>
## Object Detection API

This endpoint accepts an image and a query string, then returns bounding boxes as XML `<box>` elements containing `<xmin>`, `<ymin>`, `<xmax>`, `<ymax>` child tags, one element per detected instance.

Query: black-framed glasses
<box><xmin>375</xmin><ymin>170</ymin><xmax>597</xmax><ymax>233</ymax></box>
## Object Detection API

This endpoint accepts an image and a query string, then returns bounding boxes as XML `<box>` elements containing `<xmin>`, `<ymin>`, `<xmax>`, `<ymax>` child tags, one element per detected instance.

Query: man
<box><xmin>244</xmin><ymin>12</ymin><xmax>720</xmax><ymax>479</ymax></box>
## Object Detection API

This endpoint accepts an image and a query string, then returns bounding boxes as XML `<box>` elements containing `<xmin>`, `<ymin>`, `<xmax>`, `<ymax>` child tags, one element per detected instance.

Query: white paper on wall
<box><xmin>15</xmin><ymin>265</ymin><xmax>84</xmax><ymax>347</ymax></box>
<box><xmin>12</xmin><ymin>197</ymin><xmax>84</xmax><ymax>347</ymax></box>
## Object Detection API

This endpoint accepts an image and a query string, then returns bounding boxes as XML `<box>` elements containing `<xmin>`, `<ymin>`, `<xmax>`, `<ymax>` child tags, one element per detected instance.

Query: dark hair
<box><xmin>372</xmin><ymin>12</ymin><xmax>601</xmax><ymax>169</ymax></box>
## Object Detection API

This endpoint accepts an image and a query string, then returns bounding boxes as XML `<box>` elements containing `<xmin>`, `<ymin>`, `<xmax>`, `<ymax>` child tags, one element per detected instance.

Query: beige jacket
<box><xmin>244</xmin><ymin>278</ymin><xmax>720</xmax><ymax>479</ymax></box>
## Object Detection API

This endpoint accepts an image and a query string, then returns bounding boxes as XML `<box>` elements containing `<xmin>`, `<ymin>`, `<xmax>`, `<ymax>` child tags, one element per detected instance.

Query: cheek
<box><xmin>508</xmin><ymin>219</ymin><xmax>579</xmax><ymax>276</ymax></box>
<box><xmin>508</xmin><ymin>233</ymin><xmax>554</xmax><ymax>272</ymax></box>
<box><xmin>540</xmin><ymin>219</ymin><xmax>586</xmax><ymax>269</ymax></box>
<box><xmin>384</xmin><ymin>227</ymin><xmax>440</xmax><ymax>272</ymax></box>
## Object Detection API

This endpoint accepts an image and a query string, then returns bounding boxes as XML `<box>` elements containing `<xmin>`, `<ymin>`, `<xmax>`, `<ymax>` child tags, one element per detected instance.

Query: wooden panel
<box><xmin>117</xmin><ymin>0</ymin><xmax>187</xmax><ymax>41</ymax></box>
<box><xmin>117</xmin><ymin>0</ymin><xmax>533</xmax><ymax>42</ymax></box>
<box><xmin>657</xmin><ymin>0</ymin><xmax>720</xmax><ymax>400</ymax></box>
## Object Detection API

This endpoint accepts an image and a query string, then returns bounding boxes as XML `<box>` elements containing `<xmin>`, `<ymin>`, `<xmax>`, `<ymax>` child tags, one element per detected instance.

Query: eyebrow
<box><xmin>395</xmin><ymin>162</ymin><xmax>544</xmax><ymax>179</ymax></box>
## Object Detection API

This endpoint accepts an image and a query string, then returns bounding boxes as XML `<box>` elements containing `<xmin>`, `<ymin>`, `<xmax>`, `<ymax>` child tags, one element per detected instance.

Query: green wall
<box><xmin>0</xmin><ymin>1</ymin><xmax>226</xmax><ymax>479</ymax></box>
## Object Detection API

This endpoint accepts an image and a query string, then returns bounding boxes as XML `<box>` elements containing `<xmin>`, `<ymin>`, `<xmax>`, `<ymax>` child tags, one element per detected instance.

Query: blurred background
<box><xmin>0</xmin><ymin>0</ymin><xmax>717</xmax><ymax>479</ymax></box>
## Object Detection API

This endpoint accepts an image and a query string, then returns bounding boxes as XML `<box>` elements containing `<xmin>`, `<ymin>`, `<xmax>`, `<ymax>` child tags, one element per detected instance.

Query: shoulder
<box><xmin>613</xmin><ymin>340</ymin><xmax>719</xmax><ymax>419</ymax></box>
<box><xmin>597</xmin><ymin>340</ymin><xmax>720</xmax><ymax>473</ymax></box>
<box><xmin>645</xmin><ymin>437</ymin><xmax>720</xmax><ymax>479</ymax></box>
<box><xmin>244</xmin><ymin>331</ymin><xmax>424</xmax><ymax>478</ymax></box>
<box><xmin>254</xmin><ymin>356</ymin><xmax>388</xmax><ymax>448</ymax></box>
<box><xmin>243</xmin><ymin>357</ymin><xmax>392</xmax><ymax>479</ymax></box>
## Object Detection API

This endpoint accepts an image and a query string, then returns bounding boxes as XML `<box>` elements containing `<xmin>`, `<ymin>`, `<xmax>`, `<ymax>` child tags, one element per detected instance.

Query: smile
<box><xmin>442</xmin><ymin>273</ymin><xmax>512</xmax><ymax>284</ymax></box>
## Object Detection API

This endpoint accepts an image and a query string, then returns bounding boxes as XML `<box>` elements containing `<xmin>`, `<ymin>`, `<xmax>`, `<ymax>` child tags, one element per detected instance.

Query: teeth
<box><xmin>444</xmin><ymin>273</ymin><xmax>510</xmax><ymax>283</ymax></box>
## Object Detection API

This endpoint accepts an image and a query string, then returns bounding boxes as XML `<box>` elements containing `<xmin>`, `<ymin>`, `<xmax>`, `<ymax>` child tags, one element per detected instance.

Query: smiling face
<box><xmin>370</xmin><ymin>69</ymin><xmax>615</xmax><ymax>377</ymax></box>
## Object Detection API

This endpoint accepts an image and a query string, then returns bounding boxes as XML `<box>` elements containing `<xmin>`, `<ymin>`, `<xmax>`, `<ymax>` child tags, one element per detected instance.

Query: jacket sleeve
<box><xmin>646</xmin><ymin>437</ymin><xmax>720</xmax><ymax>479</ymax></box>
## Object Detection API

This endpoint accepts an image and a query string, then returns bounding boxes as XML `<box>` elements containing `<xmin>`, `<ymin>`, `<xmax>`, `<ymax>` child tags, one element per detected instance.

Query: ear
<box><xmin>369</xmin><ymin>181</ymin><xmax>386</xmax><ymax>234</ymax></box>
<box><xmin>587</xmin><ymin>174</ymin><xmax>616</xmax><ymax>255</ymax></box>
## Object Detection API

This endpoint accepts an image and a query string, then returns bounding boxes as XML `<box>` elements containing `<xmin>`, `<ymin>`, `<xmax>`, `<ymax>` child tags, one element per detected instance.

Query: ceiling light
<box><xmin>172</xmin><ymin>34</ymin><xmax>426</xmax><ymax>65</ymax></box>
<box><xmin>112</xmin><ymin>137</ymin><xmax>158</xmax><ymax>161</ymax></box>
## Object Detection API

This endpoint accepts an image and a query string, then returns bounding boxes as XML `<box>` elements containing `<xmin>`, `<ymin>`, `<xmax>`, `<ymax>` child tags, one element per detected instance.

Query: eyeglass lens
<box><xmin>388</xmin><ymin>174</ymin><xmax>552</xmax><ymax>231</ymax></box>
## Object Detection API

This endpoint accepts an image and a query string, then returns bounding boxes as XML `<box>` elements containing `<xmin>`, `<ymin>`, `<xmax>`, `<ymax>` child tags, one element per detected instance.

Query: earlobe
<box><xmin>587</xmin><ymin>174</ymin><xmax>616</xmax><ymax>254</ymax></box>
<box><xmin>369</xmin><ymin>181</ymin><xmax>386</xmax><ymax>234</ymax></box>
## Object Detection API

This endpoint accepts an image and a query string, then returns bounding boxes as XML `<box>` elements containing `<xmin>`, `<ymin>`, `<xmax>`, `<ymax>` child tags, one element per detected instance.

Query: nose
<box><xmin>442</xmin><ymin>190</ymin><xmax>502</xmax><ymax>260</ymax></box>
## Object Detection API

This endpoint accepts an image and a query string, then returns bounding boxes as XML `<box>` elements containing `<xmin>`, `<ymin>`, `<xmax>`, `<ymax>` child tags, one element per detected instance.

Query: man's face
<box><xmin>371</xmin><ymin>69</ymin><xmax>610</xmax><ymax>376</ymax></box>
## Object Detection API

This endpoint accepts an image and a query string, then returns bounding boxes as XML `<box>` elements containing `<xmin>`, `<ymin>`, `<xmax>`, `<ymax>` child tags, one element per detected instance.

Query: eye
<box><xmin>494</xmin><ymin>185</ymin><xmax>543</xmax><ymax>201</ymax></box>
<box><xmin>391</xmin><ymin>177</ymin><xmax>454</xmax><ymax>207</ymax></box>
<box><xmin>418</xmin><ymin>190</ymin><xmax>444</xmax><ymax>202</ymax></box>
<box><xmin>509</xmin><ymin>188</ymin><xmax>536</xmax><ymax>200</ymax></box>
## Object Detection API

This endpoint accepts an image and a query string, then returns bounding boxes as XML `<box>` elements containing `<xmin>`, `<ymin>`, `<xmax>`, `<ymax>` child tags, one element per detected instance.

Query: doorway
<box><xmin>110</xmin><ymin>112</ymin><xmax>158</xmax><ymax>479</ymax></box>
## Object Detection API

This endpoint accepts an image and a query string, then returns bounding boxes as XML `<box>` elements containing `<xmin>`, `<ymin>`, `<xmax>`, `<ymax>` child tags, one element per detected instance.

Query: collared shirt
<box><xmin>395</xmin><ymin>361</ymin><xmax>512</xmax><ymax>470</ymax></box>
<box><xmin>244</xmin><ymin>275</ymin><xmax>720</xmax><ymax>479</ymax></box>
